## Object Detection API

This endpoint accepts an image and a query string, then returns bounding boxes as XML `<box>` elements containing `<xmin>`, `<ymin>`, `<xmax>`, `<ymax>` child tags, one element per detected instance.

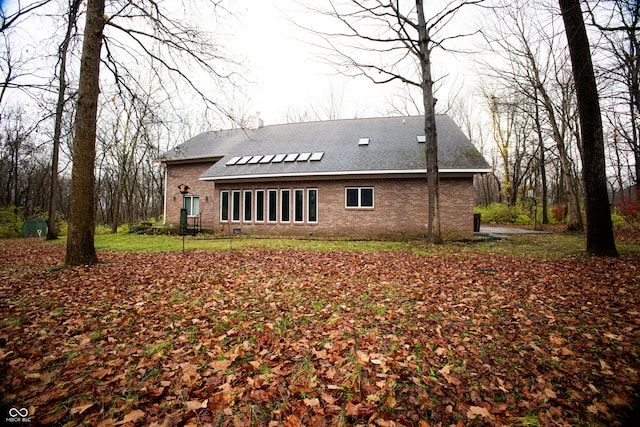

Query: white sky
<box><xmin>228</xmin><ymin>0</ymin><xmax>400</xmax><ymax>125</ymax></box>
<box><xmin>227</xmin><ymin>0</ymin><xmax>482</xmax><ymax>126</ymax></box>
<box><xmin>0</xmin><ymin>0</ymin><xmax>482</xmax><ymax>129</ymax></box>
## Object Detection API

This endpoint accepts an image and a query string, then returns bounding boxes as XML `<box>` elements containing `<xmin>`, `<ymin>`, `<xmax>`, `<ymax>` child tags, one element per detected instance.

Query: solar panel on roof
<box><xmin>310</xmin><ymin>152</ymin><xmax>324</xmax><ymax>161</ymax></box>
<box><xmin>260</xmin><ymin>154</ymin><xmax>275</xmax><ymax>163</ymax></box>
<box><xmin>226</xmin><ymin>156</ymin><xmax>241</xmax><ymax>166</ymax></box>
<box><xmin>236</xmin><ymin>155</ymin><xmax>252</xmax><ymax>165</ymax></box>
<box><xmin>272</xmin><ymin>154</ymin><xmax>286</xmax><ymax>163</ymax></box>
<box><xmin>297</xmin><ymin>152</ymin><xmax>311</xmax><ymax>162</ymax></box>
<box><xmin>248</xmin><ymin>155</ymin><xmax>263</xmax><ymax>164</ymax></box>
<box><xmin>284</xmin><ymin>153</ymin><xmax>299</xmax><ymax>162</ymax></box>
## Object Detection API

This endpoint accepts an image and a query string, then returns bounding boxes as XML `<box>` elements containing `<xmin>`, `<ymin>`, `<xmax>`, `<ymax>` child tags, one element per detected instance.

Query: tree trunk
<box><xmin>65</xmin><ymin>0</ymin><xmax>105</xmax><ymax>265</ymax></box>
<box><xmin>48</xmin><ymin>0</ymin><xmax>81</xmax><ymax>240</ymax></box>
<box><xmin>416</xmin><ymin>0</ymin><xmax>441</xmax><ymax>243</ymax></box>
<box><xmin>558</xmin><ymin>0</ymin><xmax>618</xmax><ymax>256</ymax></box>
<box><xmin>533</xmin><ymin>88</ymin><xmax>549</xmax><ymax>224</ymax></box>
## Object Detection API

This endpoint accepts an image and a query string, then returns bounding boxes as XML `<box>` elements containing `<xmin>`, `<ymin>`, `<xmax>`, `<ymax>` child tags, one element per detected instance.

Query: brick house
<box><xmin>159</xmin><ymin>115</ymin><xmax>490</xmax><ymax>237</ymax></box>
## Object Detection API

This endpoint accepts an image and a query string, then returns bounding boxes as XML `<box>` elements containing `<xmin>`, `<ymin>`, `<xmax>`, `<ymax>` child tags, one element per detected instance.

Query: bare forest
<box><xmin>0</xmin><ymin>0</ymin><xmax>638</xmax><ymax>240</ymax></box>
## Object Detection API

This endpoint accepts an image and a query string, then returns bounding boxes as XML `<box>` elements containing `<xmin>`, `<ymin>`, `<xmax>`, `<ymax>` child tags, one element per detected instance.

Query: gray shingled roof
<box><xmin>160</xmin><ymin>115</ymin><xmax>490</xmax><ymax>181</ymax></box>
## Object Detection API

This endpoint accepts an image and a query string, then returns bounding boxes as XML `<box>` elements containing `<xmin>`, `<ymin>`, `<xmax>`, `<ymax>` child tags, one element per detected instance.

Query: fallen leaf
<box><xmin>185</xmin><ymin>400</ymin><xmax>208</xmax><ymax>410</ymax></box>
<box><xmin>114</xmin><ymin>409</ymin><xmax>145</xmax><ymax>425</ymax></box>
<box><xmin>467</xmin><ymin>405</ymin><xmax>493</xmax><ymax>420</ymax></box>
<box><xmin>438</xmin><ymin>364</ymin><xmax>453</xmax><ymax>375</ymax></box>
<box><xmin>443</xmin><ymin>373</ymin><xmax>462</xmax><ymax>385</ymax></box>
<box><xmin>303</xmin><ymin>397</ymin><xmax>320</xmax><ymax>407</ymax></box>
<box><xmin>70</xmin><ymin>403</ymin><xmax>94</xmax><ymax>415</ymax></box>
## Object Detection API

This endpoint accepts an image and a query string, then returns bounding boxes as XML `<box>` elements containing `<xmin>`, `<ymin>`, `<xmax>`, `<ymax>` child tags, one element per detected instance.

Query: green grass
<box><xmin>42</xmin><ymin>229</ymin><xmax>640</xmax><ymax>259</ymax></box>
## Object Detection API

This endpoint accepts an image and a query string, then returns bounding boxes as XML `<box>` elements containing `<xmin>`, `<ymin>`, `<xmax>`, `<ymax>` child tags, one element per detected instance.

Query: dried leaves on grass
<box><xmin>1</xmin><ymin>239</ymin><xmax>639</xmax><ymax>426</ymax></box>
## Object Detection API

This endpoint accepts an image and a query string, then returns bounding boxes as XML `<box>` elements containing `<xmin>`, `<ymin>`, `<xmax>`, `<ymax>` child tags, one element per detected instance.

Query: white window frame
<box><xmin>307</xmin><ymin>188</ymin><xmax>318</xmax><ymax>223</ymax></box>
<box><xmin>220</xmin><ymin>191</ymin><xmax>229</xmax><ymax>222</ymax></box>
<box><xmin>294</xmin><ymin>188</ymin><xmax>305</xmax><ymax>223</ymax></box>
<box><xmin>280</xmin><ymin>189</ymin><xmax>291</xmax><ymax>223</ymax></box>
<box><xmin>267</xmin><ymin>189</ymin><xmax>278</xmax><ymax>223</ymax></box>
<box><xmin>255</xmin><ymin>190</ymin><xmax>265</xmax><ymax>222</ymax></box>
<box><xmin>345</xmin><ymin>187</ymin><xmax>374</xmax><ymax>208</ymax></box>
<box><xmin>243</xmin><ymin>190</ymin><xmax>252</xmax><ymax>222</ymax></box>
<box><xmin>231</xmin><ymin>190</ymin><xmax>241</xmax><ymax>222</ymax></box>
<box><xmin>183</xmin><ymin>195</ymin><xmax>200</xmax><ymax>217</ymax></box>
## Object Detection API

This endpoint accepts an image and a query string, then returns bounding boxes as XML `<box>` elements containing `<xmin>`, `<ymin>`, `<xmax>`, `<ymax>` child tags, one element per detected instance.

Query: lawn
<box><xmin>1</xmin><ymin>234</ymin><xmax>639</xmax><ymax>426</ymax></box>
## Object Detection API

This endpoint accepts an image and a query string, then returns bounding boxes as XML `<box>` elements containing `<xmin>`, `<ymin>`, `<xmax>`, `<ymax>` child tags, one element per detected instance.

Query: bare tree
<box><xmin>305</xmin><ymin>0</ymin><xmax>482</xmax><ymax>243</ymax></box>
<box><xmin>586</xmin><ymin>0</ymin><xmax>640</xmax><ymax>192</ymax></box>
<box><xmin>481</xmin><ymin>0</ymin><xmax>583</xmax><ymax>230</ymax></box>
<box><xmin>65</xmin><ymin>0</ymin><xmax>105</xmax><ymax>265</ymax></box>
<box><xmin>558</xmin><ymin>0</ymin><xmax>618</xmax><ymax>256</ymax></box>
<box><xmin>1</xmin><ymin>0</ymin><xmax>53</xmax><ymax>33</ymax></box>
<box><xmin>47</xmin><ymin>0</ymin><xmax>82</xmax><ymax>240</ymax></box>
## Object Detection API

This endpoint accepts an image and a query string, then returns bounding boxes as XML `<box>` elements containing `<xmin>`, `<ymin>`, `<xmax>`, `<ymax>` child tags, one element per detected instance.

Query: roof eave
<box><xmin>200</xmin><ymin>168</ymin><xmax>492</xmax><ymax>182</ymax></box>
<box><xmin>160</xmin><ymin>156</ymin><xmax>222</xmax><ymax>165</ymax></box>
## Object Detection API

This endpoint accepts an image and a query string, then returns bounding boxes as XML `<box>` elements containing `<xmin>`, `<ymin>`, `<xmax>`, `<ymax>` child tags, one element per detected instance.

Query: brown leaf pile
<box><xmin>1</xmin><ymin>239</ymin><xmax>639</xmax><ymax>426</ymax></box>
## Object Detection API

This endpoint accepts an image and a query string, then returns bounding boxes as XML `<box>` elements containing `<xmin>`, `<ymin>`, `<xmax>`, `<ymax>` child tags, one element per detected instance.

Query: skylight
<box><xmin>417</xmin><ymin>135</ymin><xmax>426</xmax><ymax>143</ymax></box>
<box><xmin>359</xmin><ymin>137</ymin><xmax>370</xmax><ymax>146</ymax></box>
<box><xmin>236</xmin><ymin>155</ymin><xmax>253</xmax><ymax>165</ymax></box>
<box><xmin>225</xmin><ymin>152</ymin><xmax>324</xmax><ymax>166</ymax></box>
<box><xmin>297</xmin><ymin>152</ymin><xmax>311</xmax><ymax>162</ymax></box>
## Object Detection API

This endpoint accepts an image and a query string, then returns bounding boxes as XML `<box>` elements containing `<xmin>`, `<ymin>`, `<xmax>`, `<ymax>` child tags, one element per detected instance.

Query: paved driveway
<box><xmin>478</xmin><ymin>225</ymin><xmax>550</xmax><ymax>235</ymax></box>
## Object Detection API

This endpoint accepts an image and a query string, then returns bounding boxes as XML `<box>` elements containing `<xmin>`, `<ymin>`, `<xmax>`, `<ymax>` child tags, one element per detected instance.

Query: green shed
<box><xmin>22</xmin><ymin>218</ymin><xmax>48</xmax><ymax>238</ymax></box>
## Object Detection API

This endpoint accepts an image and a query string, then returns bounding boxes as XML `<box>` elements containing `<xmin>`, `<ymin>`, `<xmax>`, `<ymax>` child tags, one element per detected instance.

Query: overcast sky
<box><xmin>228</xmin><ymin>0</ymin><xmax>484</xmax><ymax>126</ymax></box>
<box><xmin>228</xmin><ymin>0</ymin><xmax>395</xmax><ymax>125</ymax></box>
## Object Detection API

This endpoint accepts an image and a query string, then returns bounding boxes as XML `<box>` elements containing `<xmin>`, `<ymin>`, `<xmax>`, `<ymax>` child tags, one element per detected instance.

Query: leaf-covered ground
<box><xmin>1</xmin><ymin>239</ymin><xmax>639</xmax><ymax>426</ymax></box>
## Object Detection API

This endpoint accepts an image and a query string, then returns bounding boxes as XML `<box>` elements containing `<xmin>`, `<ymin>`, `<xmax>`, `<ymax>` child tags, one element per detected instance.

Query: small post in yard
<box><xmin>178</xmin><ymin>184</ymin><xmax>190</xmax><ymax>254</ymax></box>
<box><xmin>528</xmin><ymin>189</ymin><xmax>539</xmax><ymax>231</ymax></box>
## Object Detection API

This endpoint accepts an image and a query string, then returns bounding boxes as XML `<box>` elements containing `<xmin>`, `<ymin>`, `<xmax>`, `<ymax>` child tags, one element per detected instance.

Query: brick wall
<box><xmin>165</xmin><ymin>162</ymin><xmax>217</xmax><ymax>231</ymax></box>
<box><xmin>165</xmin><ymin>163</ymin><xmax>475</xmax><ymax>236</ymax></box>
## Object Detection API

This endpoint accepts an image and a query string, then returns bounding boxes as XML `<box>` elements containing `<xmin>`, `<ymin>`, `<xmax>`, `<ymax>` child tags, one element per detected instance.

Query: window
<box><xmin>294</xmin><ymin>189</ymin><xmax>304</xmax><ymax>223</ymax></box>
<box><xmin>220</xmin><ymin>191</ymin><xmax>229</xmax><ymax>221</ymax></box>
<box><xmin>183</xmin><ymin>195</ymin><xmax>200</xmax><ymax>216</ymax></box>
<box><xmin>243</xmin><ymin>190</ymin><xmax>252</xmax><ymax>222</ymax></box>
<box><xmin>281</xmin><ymin>189</ymin><xmax>291</xmax><ymax>223</ymax></box>
<box><xmin>268</xmin><ymin>190</ymin><xmax>278</xmax><ymax>222</ymax></box>
<box><xmin>345</xmin><ymin>187</ymin><xmax>374</xmax><ymax>208</ymax></box>
<box><xmin>232</xmin><ymin>190</ymin><xmax>241</xmax><ymax>222</ymax></box>
<box><xmin>308</xmin><ymin>189</ymin><xmax>318</xmax><ymax>223</ymax></box>
<box><xmin>255</xmin><ymin>190</ymin><xmax>265</xmax><ymax>222</ymax></box>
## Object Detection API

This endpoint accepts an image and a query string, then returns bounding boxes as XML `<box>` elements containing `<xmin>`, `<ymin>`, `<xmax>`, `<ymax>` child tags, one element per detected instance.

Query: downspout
<box><xmin>162</xmin><ymin>164</ymin><xmax>167</xmax><ymax>225</ymax></box>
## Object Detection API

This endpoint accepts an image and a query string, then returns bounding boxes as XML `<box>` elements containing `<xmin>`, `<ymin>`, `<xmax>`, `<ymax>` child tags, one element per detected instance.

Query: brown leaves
<box><xmin>1</xmin><ymin>240</ymin><xmax>639</xmax><ymax>426</ymax></box>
